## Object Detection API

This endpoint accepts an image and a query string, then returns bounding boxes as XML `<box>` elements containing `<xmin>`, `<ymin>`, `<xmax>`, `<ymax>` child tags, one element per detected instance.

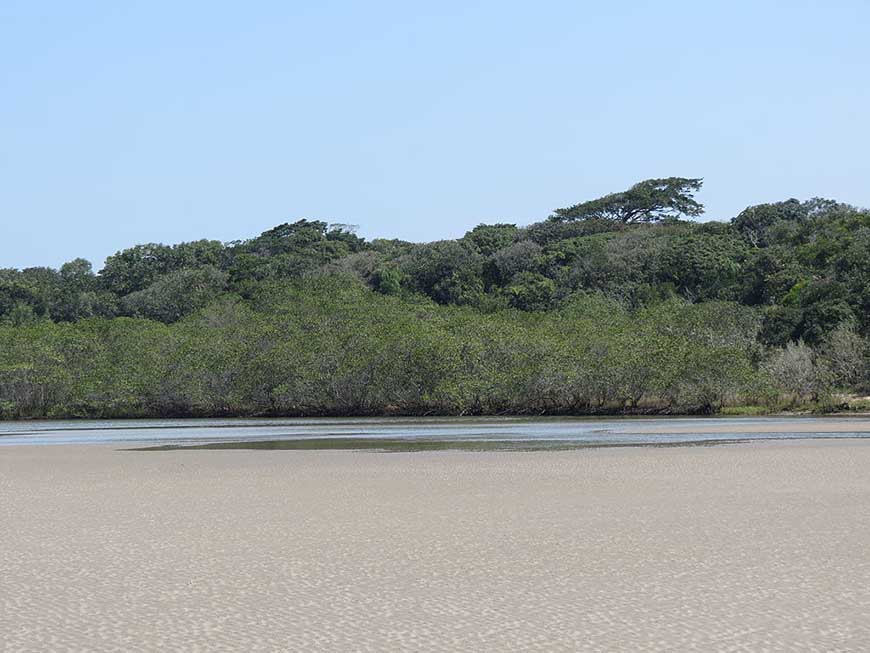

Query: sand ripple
<box><xmin>2</xmin><ymin>442</ymin><xmax>870</xmax><ymax>650</ymax></box>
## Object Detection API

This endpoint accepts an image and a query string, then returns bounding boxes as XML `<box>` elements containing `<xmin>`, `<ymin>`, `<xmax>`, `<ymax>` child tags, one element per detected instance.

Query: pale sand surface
<box><xmin>3</xmin><ymin>442</ymin><xmax>870</xmax><ymax>651</ymax></box>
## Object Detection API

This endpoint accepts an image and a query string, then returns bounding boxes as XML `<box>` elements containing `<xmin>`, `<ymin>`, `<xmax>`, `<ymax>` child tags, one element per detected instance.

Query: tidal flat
<box><xmin>3</xmin><ymin>415</ymin><xmax>870</xmax><ymax>450</ymax></box>
<box><xmin>3</xmin><ymin>437</ymin><xmax>870</xmax><ymax>650</ymax></box>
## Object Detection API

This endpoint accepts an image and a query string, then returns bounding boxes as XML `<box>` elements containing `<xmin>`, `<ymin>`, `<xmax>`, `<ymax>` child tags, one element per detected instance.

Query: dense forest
<box><xmin>2</xmin><ymin>177</ymin><xmax>869</xmax><ymax>418</ymax></box>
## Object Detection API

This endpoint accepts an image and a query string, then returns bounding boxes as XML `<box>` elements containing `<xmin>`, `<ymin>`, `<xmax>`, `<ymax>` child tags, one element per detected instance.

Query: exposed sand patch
<box><xmin>3</xmin><ymin>441</ymin><xmax>870</xmax><ymax>650</ymax></box>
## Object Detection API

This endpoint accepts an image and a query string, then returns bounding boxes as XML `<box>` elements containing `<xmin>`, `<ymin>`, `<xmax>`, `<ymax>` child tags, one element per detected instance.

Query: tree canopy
<box><xmin>1</xmin><ymin>178</ymin><xmax>868</xmax><ymax>418</ymax></box>
<box><xmin>551</xmin><ymin>177</ymin><xmax>705</xmax><ymax>224</ymax></box>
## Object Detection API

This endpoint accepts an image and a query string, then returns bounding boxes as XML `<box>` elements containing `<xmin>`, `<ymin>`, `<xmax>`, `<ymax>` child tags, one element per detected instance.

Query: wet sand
<box><xmin>3</xmin><ymin>441</ymin><xmax>870</xmax><ymax>651</ymax></box>
<box><xmin>636</xmin><ymin>417</ymin><xmax>870</xmax><ymax>434</ymax></box>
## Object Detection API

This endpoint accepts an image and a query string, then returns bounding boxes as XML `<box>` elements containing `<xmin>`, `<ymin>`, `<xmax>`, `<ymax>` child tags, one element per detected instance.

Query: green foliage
<box><xmin>526</xmin><ymin>218</ymin><xmax>622</xmax><ymax>245</ymax></box>
<box><xmin>762</xmin><ymin>278</ymin><xmax>855</xmax><ymax>346</ymax></box>
<box><xmin>399</xmin><ymin>241</ymin><xmax>484</xmax><ymax>304</ymax></box>
<box><xmin>3</xmin><ymin>302</ymin><xmax>41</xmax><ymax>326</ymax></box>
<box><xmin>121</xmin><ymin>266</ymin><xmax>230</xmax><ymax>323</ymax></box>
<box><xmin>373</xmin><ymin>265</ymin><xmax>403</xmax><ymax>295</ymax></box>
<box><xmin>100</xmin><ymin>244</ymin><xmax>179</xmax><ymax>295</ymax></box>
<box><xmin>551</xmin><ymin>177</ymin><xmax>704</xmax><ymax>224</ymax></box>
<box><xmin>0</xmin><ymin>279</ymin><xmax>773</xmax><ymax>418</ymax></box>
<box><xmin>2</xmin><ymin>178</ymin><xmax>870</xmax><ymax>417</ymax></box>
<box><xmin>226</xmin><ymin>220</ymin><xmax>364</xmax><ymax>284</ymax></box>
<box><xmin>507</xmin><ymin>272</ymin><xmax>555</xmax><ymax>311</ymax></box>
<box><xmin>655</xmin><ymin>230</ymin><xmax>748</xmax><ymax>301</ymax></box>
<box><xmin>733</xmin><ymin>199</ymin><xmax>806</xmax><ymax>247</ymax></box>
<box><xmin>733</xmin><ymin>197</ymin><xmax>851</xmax><ymax>248</ymax></box>
<box><xmin>487</xmin><ymin>240</ymin><xmax>542</xmax><ymax>286</ymax></box>
<box><xmin>463</xmin><ymin>223</ymin><xmax>520</xmax><ymax>256</ymax></box>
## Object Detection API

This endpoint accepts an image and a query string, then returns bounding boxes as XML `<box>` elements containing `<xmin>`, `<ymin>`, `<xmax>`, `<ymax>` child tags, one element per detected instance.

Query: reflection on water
<box><xmin>133</xmin><ymin>437</ymin><xmax>751</xmax><ymax>452</ymax></box>
<box><xmin>1</xmin><ymin>416</ymin><xmax>869</xmax><ymax>450</ymax></box>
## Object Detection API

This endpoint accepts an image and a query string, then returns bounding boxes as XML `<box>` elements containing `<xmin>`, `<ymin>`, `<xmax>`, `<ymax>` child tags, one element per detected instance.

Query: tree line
<box><xmin>1</xmin><ymin>177</ymin><xmax>868</xmax><ymax>418</ymax></box>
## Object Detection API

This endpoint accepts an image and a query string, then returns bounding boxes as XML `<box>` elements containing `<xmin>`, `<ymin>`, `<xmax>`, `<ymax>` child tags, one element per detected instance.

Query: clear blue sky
<box><xmin>2</xmin><ymin>1</ymin><xmax>869</xmax><ymax>270</ymax></box>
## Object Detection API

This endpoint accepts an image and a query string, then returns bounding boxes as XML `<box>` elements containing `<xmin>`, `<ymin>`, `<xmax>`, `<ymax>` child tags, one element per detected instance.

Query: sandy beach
<box><xmin>3</xmin><ymin>441</ymin><xmax>870</xmax><ymax>651</ymax></box>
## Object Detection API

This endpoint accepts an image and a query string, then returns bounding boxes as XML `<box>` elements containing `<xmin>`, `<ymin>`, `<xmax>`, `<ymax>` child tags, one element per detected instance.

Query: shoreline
<box><xmin>4</xmin><ymin>414</ymin><xmax>870</xmax><ymax>450</ymax></box>
<box><xmin>1</xmin><ymin>409</ymin><xmax>870</xmax><ymax>423</ymax></box>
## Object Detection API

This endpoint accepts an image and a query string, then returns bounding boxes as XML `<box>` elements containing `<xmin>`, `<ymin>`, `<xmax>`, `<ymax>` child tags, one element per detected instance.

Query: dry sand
<box><xmin>3</xmin><ymin>441</ymin><xmax>870</xmax><ymax>651</ymax></box>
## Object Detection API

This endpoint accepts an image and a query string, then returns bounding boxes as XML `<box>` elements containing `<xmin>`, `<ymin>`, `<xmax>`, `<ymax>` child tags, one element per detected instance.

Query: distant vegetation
<box><xmin>2</xmin><ymin>177</ymin><xmax>869</xmax><ymax>418</ymax></box>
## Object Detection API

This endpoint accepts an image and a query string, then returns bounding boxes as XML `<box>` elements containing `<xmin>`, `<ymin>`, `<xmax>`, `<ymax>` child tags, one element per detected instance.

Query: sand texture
<box><xmin>3</xmin><ymin>441</ymin><xmax>870</xmax><ymax>651</ymax></box>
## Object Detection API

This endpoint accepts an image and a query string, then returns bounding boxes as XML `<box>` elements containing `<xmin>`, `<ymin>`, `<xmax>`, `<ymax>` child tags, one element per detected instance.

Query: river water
<box><xmin>1</xmin><ymin>416</ymin><xmax>869</xmax><ymax>450</ymax></box>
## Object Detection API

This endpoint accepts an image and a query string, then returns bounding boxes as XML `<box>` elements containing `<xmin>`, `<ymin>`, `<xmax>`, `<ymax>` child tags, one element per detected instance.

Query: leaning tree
<box><xmin>551</xmin><ymin>177</ymin><xmax>705</xmax><ymax>224</ymax></box>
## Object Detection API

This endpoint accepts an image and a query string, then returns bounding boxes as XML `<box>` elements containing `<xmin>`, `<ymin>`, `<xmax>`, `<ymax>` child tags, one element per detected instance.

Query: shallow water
<box><xmin>1</xmin><ymin>416</ymin><xmax>869</xmax><ymax>450</ymax></box>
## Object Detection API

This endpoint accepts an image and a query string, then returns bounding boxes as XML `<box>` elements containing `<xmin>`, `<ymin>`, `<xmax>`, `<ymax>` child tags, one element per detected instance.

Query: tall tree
<box><xmin>551</xmin><ymin>177</ymin><xmax>704</xmax><ymax>224</ymax></box>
